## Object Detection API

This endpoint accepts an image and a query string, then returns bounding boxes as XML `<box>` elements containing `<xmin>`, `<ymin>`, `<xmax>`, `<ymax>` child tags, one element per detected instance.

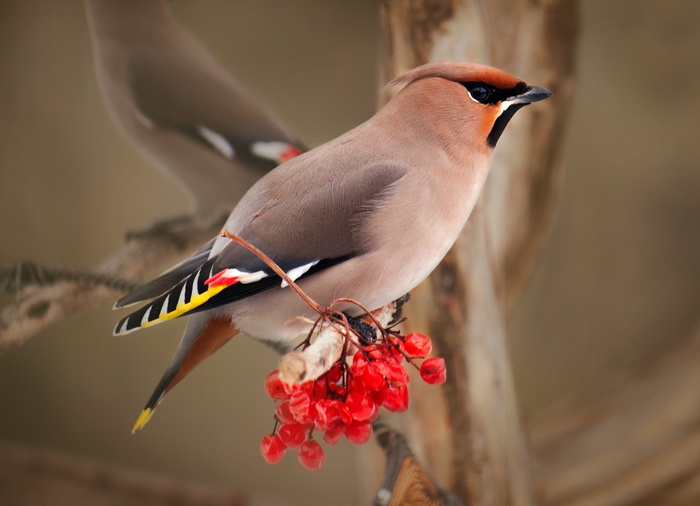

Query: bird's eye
<box><xmin>464</xmin><ymin>82</ymin><xmax>494</xmax><ymax>104</ymax></box>
<box><xmin>471</xmin><ymin>86</ymin><xmax>490</xmax><ymax>101</ymax></box>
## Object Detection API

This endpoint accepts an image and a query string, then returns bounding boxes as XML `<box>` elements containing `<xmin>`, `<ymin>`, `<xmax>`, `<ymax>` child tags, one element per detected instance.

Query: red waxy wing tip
<box><xmin>280</xmin><ymin>145</ymin><xmax>303</xmax><ymax>162</ymax></box>
<box><xmin>205</xmin><ymin>269</ymin><xmax>240</xmax><ymax>287</ymax></box>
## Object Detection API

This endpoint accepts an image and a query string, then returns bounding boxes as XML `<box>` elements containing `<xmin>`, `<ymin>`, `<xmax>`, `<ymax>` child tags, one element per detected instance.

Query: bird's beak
<box><xmin>507</xmin><ymin>85</ymin><xmax>552</xmax><ymax>105</ymax></box>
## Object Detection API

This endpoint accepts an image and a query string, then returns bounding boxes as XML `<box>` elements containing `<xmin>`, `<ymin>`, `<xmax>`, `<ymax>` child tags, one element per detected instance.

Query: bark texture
<box><xmin>379</xmin><ymin>0</ymin><xmax>578</xmax><ymax>504</ymax></box>
<box><xmin>0</xmin><ymin>224</ymin><xmax>219</xmax><ymax>353</ymax></box>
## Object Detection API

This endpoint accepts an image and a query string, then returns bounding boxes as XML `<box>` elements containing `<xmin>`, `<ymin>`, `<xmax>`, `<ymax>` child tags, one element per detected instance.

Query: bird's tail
<box><xmin>132</xmin><ymin>315</ymin><xmax>240</xmax><ymax>433</ymax></box>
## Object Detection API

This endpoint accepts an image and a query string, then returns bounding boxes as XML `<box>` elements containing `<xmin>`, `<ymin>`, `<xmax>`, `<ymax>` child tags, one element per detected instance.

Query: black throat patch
<box><xmin>487</xmin><ymin>103</ymin><xmax>527</xmax><ymax>148</ymax></box>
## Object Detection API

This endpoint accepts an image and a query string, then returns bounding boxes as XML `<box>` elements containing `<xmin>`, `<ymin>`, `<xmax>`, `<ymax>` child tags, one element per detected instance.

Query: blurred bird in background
<box><xmin>84</xmin><ymin>0</ymin><xmax>305</xmax><ymax>233</ymax></box>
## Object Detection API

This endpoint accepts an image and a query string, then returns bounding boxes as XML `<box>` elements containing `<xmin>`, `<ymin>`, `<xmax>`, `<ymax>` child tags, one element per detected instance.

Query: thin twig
<box><xmin>0</xmin><ymin>223</ymin><xmax>219</xmax><ymax>354</ymax></box>
<box><xmin>0</xmin><ymin>262</ymin><xmax>140</xmax><ymax>295</ymax></box>
<box><xmin>220</xmin><ymin>230</ymin><xmax>325</xmax><ymax>314</ymax></box>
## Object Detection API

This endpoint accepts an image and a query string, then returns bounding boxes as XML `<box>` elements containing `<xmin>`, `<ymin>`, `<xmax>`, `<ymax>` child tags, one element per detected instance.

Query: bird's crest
<box><xmin>384</xmin><ymin>60</ymin><xmax>522</xmax><ymax>98</ymax></box>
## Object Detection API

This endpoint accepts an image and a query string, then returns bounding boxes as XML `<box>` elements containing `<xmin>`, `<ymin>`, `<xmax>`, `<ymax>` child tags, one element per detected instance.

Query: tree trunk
<box><xmin>379</xmin><ymin>1</ymin><xmax>579</xmax><ymax>504</ymax></box>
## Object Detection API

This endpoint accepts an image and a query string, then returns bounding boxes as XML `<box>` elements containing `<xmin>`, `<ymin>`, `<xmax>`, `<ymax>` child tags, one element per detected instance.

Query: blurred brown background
<box><xmin>0</xmin><ymin>1</ymin><xmax>698</xmax><ymax>505</ymax></box>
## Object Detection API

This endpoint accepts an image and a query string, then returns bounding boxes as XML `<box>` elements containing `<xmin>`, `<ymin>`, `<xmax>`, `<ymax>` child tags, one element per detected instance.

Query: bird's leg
<box><xmin>388</xmin><ymin>293</ymin><xmax>411</xmax><ymax>326</ymax></box>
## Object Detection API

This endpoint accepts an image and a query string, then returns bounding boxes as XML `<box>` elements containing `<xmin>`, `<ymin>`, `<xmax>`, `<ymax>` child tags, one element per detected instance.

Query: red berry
<box><xmin>322</xmin><ymin>423</ymin><xmax>344</xmax><ymax>446</ymax></box>
<box><xmin>336</xmin><ymin>401</ymin><xmax>353</xmax><ymax>425</ymax></box>
<box><xmin>284</xmin><ymin>379</ymin><xmax>313</xmax><ymax>396</ymax></box>
<box><xmin>275</xmin><ymin>399</ymin><xmax>295</xmax><ymax>424</ymax></box>
<box><xmin>298</xmin><ymin>439</ymin><xmax>325</xmax><ymax>470</ymax></box>
<box><xmin>420</xmin><ymin>357</ymin><xmax>447</xmax><ymax>385</ymax></box>
<box><xmin>313</xmin><ymin>377</ymin><xmax>328</xmax><ymax>399</ymax></box>
<box><xmin>390</xmin><ymin>345</ymin><xmax>403</xmax><ymax>358</ymax></box>
<box><xmin>328</xmin><ymin>382</ymin><xmax>346</xmax><ymax>398</ymax></box>
<box><xmin>314</xmin><ymin>399</ymin><xmax>341</xmax><ymax>431</ymax></box>
<box><xmin>355</xmin><ymin>361</ymin><xmax>386</xmax><ymax>392</ymax></box>
<box><xmin>277</xmin><ymin>423</ymin><xmax>309</xmax><ymax>449</ymax></box>
<box><xmin>351</xmin><ymin>351</ymin><xmax>368</xmax><ymax>371</ymax></box>
<box><xmin>260</xmin><ymin>434</ymin><xmax>286</xmax><ymax>464</ymax></box>
<box><xmin>385</xmin><ymin>360</ymin><xmax>409</xmax><ymax>383</ymax></box>
<box><xmin>289</xmin><ymin>390</ymin><xmax>315</xmax><ymax>424</ymax></box>
<box><xmin>346</xmin><ymin>390</ymin><xmax>379</xmax><ymax>422</ymax></box>
<box><xmin>281</xmin><ymin>380</ymin><xmax>297</xmax><ymax>395</ymax></box>
<box><xmin>379</xmin><ymin>383</ymin><xmax>409</xmax><ymax>412</ymax></box>
<box><xmin>371</xmin><ymin>358</ymin><xmax>391</xmax><ymax>378</ymax></box>
<box><xmin>404</xmin><ymin>333</ymin><xmax>433</xmax><ymax>358</ymax></box>
<box><xmin>264</xmin><ymin>370</ymin><xmax>287</xmax><ymax>400</ymax></box>
<box><xmin>371</xmin><ymin>356</ymin><xmax>406</xmax><ymax>382</ymax></box>
<box><xmin>368</xmin><ymin>347</ymin><xmax>390</xmax><ymax>360</ymax></box>
<box><xmin>345</xmin><ymin>421</ymin><xmax>372</xmax><ymax>445</ymax></box>
<box><xmin>326</xmin><ymin>363</ymin><xmax>344</xmax><ymax>383</ymax></box>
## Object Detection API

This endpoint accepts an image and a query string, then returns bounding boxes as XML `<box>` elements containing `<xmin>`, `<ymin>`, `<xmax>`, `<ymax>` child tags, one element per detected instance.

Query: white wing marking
<box><xmin>281</xmin><ymin>260</ymin><xmax>319</xmax><ymax>288</ymax></box>
<box><xmin>197</xmin><ymin>125</ymin><xmax>235</xmax><ymax>159</ymax></box>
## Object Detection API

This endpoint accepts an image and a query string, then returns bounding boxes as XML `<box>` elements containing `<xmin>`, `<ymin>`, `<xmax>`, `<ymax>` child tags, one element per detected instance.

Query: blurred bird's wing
<box><xmin>127</xmin><ymin>42</ymin><xmax>303</xmax><ymax>165</ymax></box>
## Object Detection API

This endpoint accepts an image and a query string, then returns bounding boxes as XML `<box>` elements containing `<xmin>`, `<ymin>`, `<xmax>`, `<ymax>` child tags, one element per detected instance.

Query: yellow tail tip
<box><xmin>132</xmin><ymin>408</ymin><xmax>153</xmax><ymax>434</ymax></box>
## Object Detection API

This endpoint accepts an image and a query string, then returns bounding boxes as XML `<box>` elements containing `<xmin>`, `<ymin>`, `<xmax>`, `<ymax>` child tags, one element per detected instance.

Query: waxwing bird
<box><xmin>114</xmin><ymin>61</ymin><xmax>551</xmax><ymax>431</ymax></box>
<box><xmin>84</xmin><ymin>0</ymin><xmax>304</xmax><ymax>227</ymax></box>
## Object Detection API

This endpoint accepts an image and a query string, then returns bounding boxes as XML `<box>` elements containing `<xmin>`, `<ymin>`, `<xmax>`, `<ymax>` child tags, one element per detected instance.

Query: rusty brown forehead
<box><xmin>457</xmin><ymin>66</ymin><xmax>522</xmax><ymax>88</ymax></box>
<box><xmin>387</xmin><ymin>61</ymin><xmax>526</xmax><ymax>98</ymax></box>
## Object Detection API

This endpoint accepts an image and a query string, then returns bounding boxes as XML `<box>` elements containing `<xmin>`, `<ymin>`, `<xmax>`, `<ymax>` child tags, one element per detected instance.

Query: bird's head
<box><xmin>387</xmin><ymin>61</ymin><xmax>551</xmax><ymax>149</ymax></box>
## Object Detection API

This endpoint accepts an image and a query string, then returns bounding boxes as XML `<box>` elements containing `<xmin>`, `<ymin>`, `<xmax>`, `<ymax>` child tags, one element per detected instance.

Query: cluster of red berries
<box><xmin>259</xmin><ymin>332</ymin><xmax>446</xmax><ymax>469</ymax></box>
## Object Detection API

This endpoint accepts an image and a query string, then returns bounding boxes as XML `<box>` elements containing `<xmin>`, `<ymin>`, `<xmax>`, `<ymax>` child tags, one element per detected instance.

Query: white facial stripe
<box><xmin>469</xmin><ymin>92</ymin><xmax>516</xmax><ymax>115</ymax></box>
<box><xmin>251</xmin><ymin>141</ymin><xmax>290</xmax><ymax>162</ymax></box>
<box><xmin>499</xmin><ymin>100</ymin><xmax>515</xmax><ymax>115</ymax></box>
<box><xmin>197</xmin><ymin>126</ymin><xmax>235</xmax><ymax>159</ymax></box>
<box><xmin>281</xmin><ymin>260</ymin><xmax>319</xmax><ymax>288</ymax></box>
